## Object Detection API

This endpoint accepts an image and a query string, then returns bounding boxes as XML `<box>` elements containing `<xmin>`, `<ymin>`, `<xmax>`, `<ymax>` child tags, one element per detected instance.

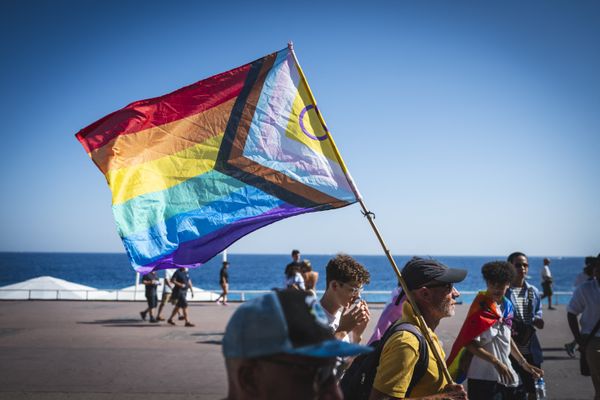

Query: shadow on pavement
<box><xmin>77</xmin><ymin>318</ymin><xmax>164</xmax><ymax>327</ymax></box>
<box><xmin>192</xmin><ymin>331</ymin><xmax>224</xmax><ymax>345</ymax></box>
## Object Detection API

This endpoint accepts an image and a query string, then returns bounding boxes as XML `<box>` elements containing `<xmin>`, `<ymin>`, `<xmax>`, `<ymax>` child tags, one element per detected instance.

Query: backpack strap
<box><xmin>391</xmin><ymin>322</ymin><xmax>429</xmax><ymax>398</ymax></box>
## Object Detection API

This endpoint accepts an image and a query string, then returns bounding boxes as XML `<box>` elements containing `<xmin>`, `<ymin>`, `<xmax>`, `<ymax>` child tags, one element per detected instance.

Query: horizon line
<box><xmin>0</xmin><ymin>251</ymin><xmax>590</xmax><ymax>258</ymax></box>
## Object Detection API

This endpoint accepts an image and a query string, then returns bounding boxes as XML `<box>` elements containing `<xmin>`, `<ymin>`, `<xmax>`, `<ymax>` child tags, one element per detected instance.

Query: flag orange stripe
<box><xmin>75</xmin><ymin>62</ymin><xmax>252</xmax><ymax>153</ymax></box>
<box><xmin>90</xmin><ymin>97</ymin><xmax>235</xmax><ymax>174</ymax></box>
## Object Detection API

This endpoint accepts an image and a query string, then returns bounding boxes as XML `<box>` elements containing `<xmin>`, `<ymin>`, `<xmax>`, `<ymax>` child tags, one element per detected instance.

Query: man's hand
<box><xmin>523</xmin><ymin>363</ymin><xmax>543</xmax><ymax>379</ymax></box>
<box><xmin>493</xmin><ymin>359</ymin><xmax>515</xmax><ymax>385</ymax></box>
<box><xmin>352</xmin><ymin>300</ymin><xmax>371</xmax><ymax>340</ymax></box>
<box><xmin>438</xmin><ymin>383</ymin><xmax>467</xmax><ymax>400</ymax></box>
<box><xmin>338</xmin><ymin>301</ymin><xmax>370</xmax><ymax>334</ymax></box>
<box><xmin>533</xmin><ymin>318</ymin><xmax>544</xmax><ymax>329</ymax></box>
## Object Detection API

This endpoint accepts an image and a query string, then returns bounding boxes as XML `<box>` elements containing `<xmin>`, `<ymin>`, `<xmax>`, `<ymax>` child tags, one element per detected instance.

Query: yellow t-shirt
<box><xmin>372</xmin><ymin>302</ymin><xmax>448</xmax><ymax>398</ymax></box>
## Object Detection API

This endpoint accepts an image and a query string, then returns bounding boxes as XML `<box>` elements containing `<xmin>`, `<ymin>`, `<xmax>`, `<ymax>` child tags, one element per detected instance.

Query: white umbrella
<box><xmin>0</xmin><ymin>276</ymin><xmax>111</xmax><ymax>300</ymax></box>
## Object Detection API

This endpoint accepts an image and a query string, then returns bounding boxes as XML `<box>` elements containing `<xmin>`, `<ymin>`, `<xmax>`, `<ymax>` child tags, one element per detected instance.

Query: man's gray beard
<box><xmin>440</xmin><ymin>301</ymin><xmax>455</xmax><ymax>318</ymax></box>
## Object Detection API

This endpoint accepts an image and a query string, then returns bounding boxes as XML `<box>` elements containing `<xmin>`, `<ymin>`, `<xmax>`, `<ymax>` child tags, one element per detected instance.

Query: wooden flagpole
<box><xmin>288</xmin><ymin>42</ymin><xmax>454</xmax><ymax>383</ymax></box>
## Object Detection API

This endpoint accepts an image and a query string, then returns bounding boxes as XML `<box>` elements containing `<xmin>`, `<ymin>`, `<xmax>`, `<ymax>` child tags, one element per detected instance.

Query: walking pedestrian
<box><xmin>567</xmin><ymin>255</ymin><xmax>600</xmax><ymax>400</ymax></box>
<box><xmin>215</xmin><ymin>261</ymin><xmax>230</xmax><ymax>305</ymax></box>
<box><xmin>140</xmin><ymin>270</ymin><xmax>159</xmax><ymax>323</ymax></box>
<box><xmin>506</xmin><ymin>251</ymin><xmax>544</xmax><ymax>400</ymax></box>
<box><xmin>540</xmin><ymin>258</ymin><xmax>555</xmax><ymax>310</ymax></box>
<box><xmin>167</xmin><ymin>267</ymin><xmax>195</xmax><ymax>327</ymax></box>
<box><xmin>369</xmin><ymin>257</ymin><xmax>468</xmax><ymax>400</ymax></box>
<box><xmin>448</xmin><ymin>261</ymin><xmax>543</xmax><ymax>400</ymax></box>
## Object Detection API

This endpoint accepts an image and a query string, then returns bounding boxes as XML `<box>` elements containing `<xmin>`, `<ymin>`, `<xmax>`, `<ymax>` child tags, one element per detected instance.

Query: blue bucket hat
<box><xmin>222</xmin><ymin>290</ymin><xmax>372</xmax><ymax>359</ymax></box>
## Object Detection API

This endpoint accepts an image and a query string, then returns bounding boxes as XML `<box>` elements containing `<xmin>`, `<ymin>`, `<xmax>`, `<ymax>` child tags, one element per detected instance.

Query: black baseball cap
<box><xmin>401</xmin><ymin>257</ymin><xmax>467</xmax><ymax>290</ymax></box>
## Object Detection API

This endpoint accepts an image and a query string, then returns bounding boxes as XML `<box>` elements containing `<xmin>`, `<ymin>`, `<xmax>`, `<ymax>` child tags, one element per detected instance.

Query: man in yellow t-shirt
<box><xmin>369</xmin><ymin>257</ymin><xmax>468</xmax><ymax>400</ymax></box>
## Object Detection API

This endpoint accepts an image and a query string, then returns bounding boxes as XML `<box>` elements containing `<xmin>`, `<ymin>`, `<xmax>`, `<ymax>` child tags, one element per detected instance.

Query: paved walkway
<box><xmin>0</xmin><ymin>300</ymin><xmax>594</xmax><ymax>399</ymax></box>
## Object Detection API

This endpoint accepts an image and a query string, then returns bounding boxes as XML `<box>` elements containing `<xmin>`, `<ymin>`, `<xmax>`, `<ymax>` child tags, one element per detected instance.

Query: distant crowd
<box><xmin>140</xmin><ymin>250</ymin><xmax>600</xmax><ymax>400</ymax></box>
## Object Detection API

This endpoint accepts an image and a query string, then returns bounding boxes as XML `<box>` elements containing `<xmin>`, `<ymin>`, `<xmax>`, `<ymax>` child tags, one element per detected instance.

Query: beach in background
<box><xmin>0</xmin><ymin>252</ymin><xmax>586</xmax><ymax>303</ymax></box>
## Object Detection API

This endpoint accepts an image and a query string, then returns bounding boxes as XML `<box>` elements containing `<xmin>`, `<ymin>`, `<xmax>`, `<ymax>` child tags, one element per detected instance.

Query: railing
<box><xmin>228</xmin><ymin>290</ymin><xmax>575</xmax><ymax>304</ymax></box>
<box><xmin>0</xmin><ymin>288</ymin><xmax>575</xmax><ymax>304</ymax></box>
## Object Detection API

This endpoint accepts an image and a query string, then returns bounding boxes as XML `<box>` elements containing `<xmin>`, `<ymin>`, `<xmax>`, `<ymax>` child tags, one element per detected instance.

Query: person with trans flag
<box><xmin>447</xmin><ymin>261</ymin><xmax>543</xmax><ymax>400</ymax></box>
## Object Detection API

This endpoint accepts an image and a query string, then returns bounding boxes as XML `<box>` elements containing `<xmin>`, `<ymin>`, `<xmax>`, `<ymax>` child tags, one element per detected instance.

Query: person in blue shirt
<box><xmin>506</xmin><ymin>252</ymin><xmax>544</xmax><ymax>400</ymax></box>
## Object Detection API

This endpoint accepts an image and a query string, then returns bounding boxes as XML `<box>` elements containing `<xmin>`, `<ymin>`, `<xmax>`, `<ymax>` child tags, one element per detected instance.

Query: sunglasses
<box><xmin>260</xmin><ymin>357</ymin><xmax>336</xmax><ymax>389</ymax></box>
<box><xmin>423</xmin><ymin>282</ymin><xmax>454</xmax><ymax>291</ymax></box>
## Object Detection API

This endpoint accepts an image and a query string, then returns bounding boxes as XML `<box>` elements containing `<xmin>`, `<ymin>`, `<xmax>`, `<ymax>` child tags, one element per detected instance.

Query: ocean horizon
<box><xmin>0</xmin><ymin>252</ymin><xmax>587</xmax><ymax>304</ymax></box>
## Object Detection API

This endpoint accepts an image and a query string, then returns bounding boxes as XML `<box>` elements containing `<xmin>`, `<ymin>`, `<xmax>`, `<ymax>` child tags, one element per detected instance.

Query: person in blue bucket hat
<box><xmin>222</xmin><ymin>289</ymin><xmax>372</xmax><ymax>400</ymax></box>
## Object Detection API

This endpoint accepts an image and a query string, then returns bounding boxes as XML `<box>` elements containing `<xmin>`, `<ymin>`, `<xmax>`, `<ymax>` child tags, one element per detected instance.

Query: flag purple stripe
<box><xmin>134</xmin><ymin>202</ymin><xmax>332</xmax><ymax>273</ymax></box>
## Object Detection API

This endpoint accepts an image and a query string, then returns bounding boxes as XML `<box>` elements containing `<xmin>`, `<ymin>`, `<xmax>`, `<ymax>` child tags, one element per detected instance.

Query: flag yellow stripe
<box><xmin>107</xmin><ymin>133</ymin><xmax>224</xmax><ymax>205</ymax></box>
<box><xmin>90</xmin><ymin>98</ymin><xmax>235</xmax><ymax>174</ymax></box>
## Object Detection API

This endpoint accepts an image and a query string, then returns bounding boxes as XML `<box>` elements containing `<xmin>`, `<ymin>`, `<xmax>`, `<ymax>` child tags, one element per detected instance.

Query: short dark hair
<box><xmin>482</xmin><ymin>261</ymin><xmax>515</xmax><ymax>285</ymax></box>
<box><xmin>507</xmin><ymin>251</ymin><xmax>527</xmax><ymax>264</ymax></box>
<box><xmin>325</xmin><ymin>254</ymin><xmax>370</xmax><ymax>288</ymax></box>
<box><xmin>291</xmin><ymin>249</ymin><xmax>300</xmax><ymax>256</ymax></box>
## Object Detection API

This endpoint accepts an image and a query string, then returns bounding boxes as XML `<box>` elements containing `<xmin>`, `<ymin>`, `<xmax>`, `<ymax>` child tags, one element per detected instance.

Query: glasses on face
<box><xmin>260</xmin><ymin>357</ymin><xmax>336</xmax><ymax>389</ymax></box>
<box><xmin>340</xmin><ymin>282</ymin><xmax>363</xmax><ymax>296</ymax></box>
<box><xmin>423</xmin><ymin>282</ymin><xmax>454</xmax><ymax>292</ymax></box>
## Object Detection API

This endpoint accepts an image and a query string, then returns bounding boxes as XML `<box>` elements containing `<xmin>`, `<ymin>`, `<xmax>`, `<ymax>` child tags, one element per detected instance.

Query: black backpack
<box><xmin>340</xmin><ymin>321</ymin><xmax>429</xmax><ymax>400</ymax></box>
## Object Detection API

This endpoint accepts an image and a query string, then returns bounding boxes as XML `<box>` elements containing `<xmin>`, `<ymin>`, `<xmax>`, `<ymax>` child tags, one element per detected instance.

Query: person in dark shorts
<box><xmin>540</xmin><ymin>258</ymin><xmax>555</xmax><ymax>310</ymax></box>
<box><xmin>167</xmin><ymin>267</ymin><xmax>195</xmax><ymax>327</ymax></box>
<box><xmin>140</xmin><ymin>271</ymin><xmax>159</xmax><ymax>323</ymax></box>
<box><xmin>215</xmin><ymin>261</ymin><xmax>229</xmax><ymax>305</ymax></box>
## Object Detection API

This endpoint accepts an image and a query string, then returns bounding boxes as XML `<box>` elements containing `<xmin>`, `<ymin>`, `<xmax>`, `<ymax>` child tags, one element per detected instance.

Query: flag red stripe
<box><xmin>75</xmin><ymin>63</ymin><xmax>252</xmax><ymax>153</ymax></box>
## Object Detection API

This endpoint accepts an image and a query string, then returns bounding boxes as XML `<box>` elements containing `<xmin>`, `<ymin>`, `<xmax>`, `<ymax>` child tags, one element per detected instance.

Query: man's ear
<box><xmin>329</xmin><ymin>280</ymin><xmax>340</xmax><ymax>292</ymax></box>
<box><xmin>237</xmin><ymin>360</ymin><xmax>261</xmax><ymax>397</ymax></box>
<box><xmin>414</xmin><ymin>287</ymin><xmax>430</xmax><ymax>302</ymax></box>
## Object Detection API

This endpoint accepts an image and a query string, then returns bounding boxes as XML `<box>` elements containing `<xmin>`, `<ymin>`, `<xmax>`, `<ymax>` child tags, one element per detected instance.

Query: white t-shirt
<box><xmin>567</xmin><ymin>279</ymin><xmax>600</xmax><ymax>336</ymax></box>
<box><xmin>467</xmin><ymin>309</ymin><xmax>520</xmax><ymax>386</ymax></box>
<box><xmin>163</xmin><ymin>269</ymin><xmax>174</xmax><ymax>294</ymax></box>
<box><xmin>285</xmin><ymin>272</ymin><xmax>305</xmax><ymax>290</ymax></box>
<box><xmin>321</xmin><ymin>305</ymin><xmax>354</xmax><ymax>343</ymax></box>
<box><xmin>541</xmin><ymin>265</ymin><xmax>552</xmax><ymax>281</ymax></box>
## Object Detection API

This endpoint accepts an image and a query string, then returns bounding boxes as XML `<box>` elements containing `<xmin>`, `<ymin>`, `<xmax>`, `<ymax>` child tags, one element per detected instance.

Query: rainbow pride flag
<box><xmin>76</xmin><ymin>47</ymin><xmax>358</xmax><ymax>273</ymax></box>
<box><xmin>446</xmin><ymin>291</ymin><xmax>514</xmax><ymax>383</ymax></box>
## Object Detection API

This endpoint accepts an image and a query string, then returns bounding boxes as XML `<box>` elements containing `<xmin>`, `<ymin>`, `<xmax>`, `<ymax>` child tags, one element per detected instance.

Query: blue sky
<box><xmin>1</xmin><ymin>0</ymin><xmax>598</xmax><ymax>257</ymax></box>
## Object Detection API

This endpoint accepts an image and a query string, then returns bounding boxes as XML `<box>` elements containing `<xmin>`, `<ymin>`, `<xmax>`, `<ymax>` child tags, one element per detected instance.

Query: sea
<box><xmin>0</xmin><ymin>253</ymin><xmax>586</xmax><ymax>304</ymax></box>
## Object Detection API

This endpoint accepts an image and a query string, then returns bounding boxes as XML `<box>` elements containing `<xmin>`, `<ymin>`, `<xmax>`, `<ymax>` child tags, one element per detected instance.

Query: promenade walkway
<box><xmin>0</xmin><ymin>300</ymin><xmax>593</xmax><ymax>399</ymax></box>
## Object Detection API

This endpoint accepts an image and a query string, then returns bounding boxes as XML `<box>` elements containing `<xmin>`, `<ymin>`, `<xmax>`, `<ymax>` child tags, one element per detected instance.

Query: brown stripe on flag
<box><xmin>226</xmin><ymin>54</ymin><xmax>350</xmax><ymax>209</ymax></box>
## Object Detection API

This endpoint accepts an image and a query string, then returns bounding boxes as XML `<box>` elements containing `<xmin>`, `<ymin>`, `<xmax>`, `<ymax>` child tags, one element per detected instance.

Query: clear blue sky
<box><xmin>1</xmin><ymin>0</ymin><xmax>598</xmax><ymax>257</ymax></box>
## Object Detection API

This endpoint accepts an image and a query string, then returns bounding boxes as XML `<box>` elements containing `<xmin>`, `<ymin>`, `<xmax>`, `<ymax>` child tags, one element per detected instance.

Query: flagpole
<box><xmin>288</xmin><ymin>42</ymin><xmax>453</xmax><ymax>384</ymax></box>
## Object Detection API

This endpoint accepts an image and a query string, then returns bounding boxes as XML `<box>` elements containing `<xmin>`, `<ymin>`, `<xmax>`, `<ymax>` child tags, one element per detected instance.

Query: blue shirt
<box><xmin>172</xmin><ymin>269</ymin><xmax>190</xmax><ymax>293</ymax></box>
<box><xmin>506</xmin><ymin>281</ymin><xmax>543</xmax><ymax>365</ymax></box>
